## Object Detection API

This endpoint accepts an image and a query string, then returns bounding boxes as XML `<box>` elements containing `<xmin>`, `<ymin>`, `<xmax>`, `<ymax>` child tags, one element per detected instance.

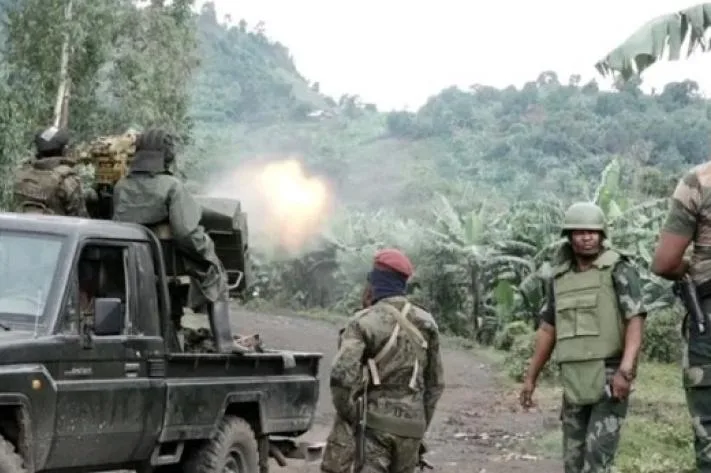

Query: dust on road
<box><xmin>233</xmin><ymin>307</ymin><xmax>562</xmax><ymax>473</ymax></box>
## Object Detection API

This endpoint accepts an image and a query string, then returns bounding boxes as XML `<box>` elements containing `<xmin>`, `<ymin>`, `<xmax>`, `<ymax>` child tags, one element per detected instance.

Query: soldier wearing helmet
<box><xmin>519</xmin><ymin>201</ymin><xmax>646</xmax><ymax>473</ymax></box>
<box><xmin>321</xmin><ymin>248</ymin><xmax>444</xmax><ymax>473</ymax></box>
<box><xmin>12</xmin><ymin>125</ymin><xmax>89</xmax><ymax>217</ymax></box>
<box><xmin>651</xmin><ymin>162</ymin><xmax>711</xmax><ymax>470</ymax></box>
<box><xmin>111</xmin><ymin>128</ymin><xmax>233</xmax><ymax>352</ymax></box>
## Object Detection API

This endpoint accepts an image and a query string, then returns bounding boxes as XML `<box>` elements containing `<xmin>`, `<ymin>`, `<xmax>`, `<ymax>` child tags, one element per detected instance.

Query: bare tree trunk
<box><xmin>53</xmin><ymin>0</ymin><xmax>73</xmax><ymax>128</ymax></box>
<box><xmin>470</xmin><ymin>261</ymin><xmax>480</xmax><ymax>337</ymax></box>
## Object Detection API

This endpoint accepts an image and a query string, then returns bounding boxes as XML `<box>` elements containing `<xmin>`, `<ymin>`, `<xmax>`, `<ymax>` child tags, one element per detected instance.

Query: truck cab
<box><xmin>0</xmin><ymin>212</ymin><xmax>323</xmax><ymax>473</ymax></box>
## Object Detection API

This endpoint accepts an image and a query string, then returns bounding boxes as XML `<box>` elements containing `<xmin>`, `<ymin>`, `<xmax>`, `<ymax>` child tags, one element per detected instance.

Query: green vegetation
<box><xmin>0</xmin><ymin>2</ymin><xmax>704</xmax><ymax>471</ymax></box>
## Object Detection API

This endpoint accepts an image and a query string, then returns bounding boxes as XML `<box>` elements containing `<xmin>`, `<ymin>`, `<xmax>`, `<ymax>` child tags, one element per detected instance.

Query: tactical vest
<box><xmin>356</xmin><ymin>297</ymin><xmax>430</xmax><ymax>438</ymax></box>
<box><xmin>12</xmin><ymin>161</ymin><xmax>74</xmax><ymax>215</ymax></box>
<box><xmin>553</xmin><ymin>249</ymin><xmax>624</xmax><ymax>405</ymax></box>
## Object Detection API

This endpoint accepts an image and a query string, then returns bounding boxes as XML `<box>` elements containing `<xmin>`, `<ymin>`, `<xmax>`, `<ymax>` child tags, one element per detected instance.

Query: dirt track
<box><xmin>233</xmin><ymin>307</ymin><xmax>563</xmax><ymax>473</ymax></box>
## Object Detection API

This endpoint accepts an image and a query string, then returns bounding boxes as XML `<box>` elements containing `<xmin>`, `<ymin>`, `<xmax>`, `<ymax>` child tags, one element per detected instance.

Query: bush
<box><xmin>641</xmin><ymin>308</ymin><xmax>683</xmax><ymax>364</ymax></box>
<box><xmin>494</xmin><ymin>320</ymin><xmax>533</xmax><ymax>351</ymax></box>
<box><xmin>504</xmin><ymin>332</ymin><xmax>559</xmax><ymax>382</ymax></box>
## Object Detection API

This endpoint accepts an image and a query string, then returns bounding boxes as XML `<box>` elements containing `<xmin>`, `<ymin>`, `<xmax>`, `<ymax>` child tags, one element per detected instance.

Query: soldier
<box><xmin>519</xmin><ymin>202</ymin><xmax>646</xmax><ymax>473</ymax></box>
<box><xmin>650</xmin><ymin>164</ymin><xmax>711</xmax><ymax>471</ymax></box>
<box><xmin>111</xmin><ymin>128</ymin><xmax>234</xmax><ymax>352</ymax></box>
<box><xmin>12</xmin><ymin>125</ymin><xmax>89</xmax><ymax>217</ymax></box>
<box><xmin>322</xmin><ymin>248</ymin><xmax>445</xmax><ymax>473</ymax></box>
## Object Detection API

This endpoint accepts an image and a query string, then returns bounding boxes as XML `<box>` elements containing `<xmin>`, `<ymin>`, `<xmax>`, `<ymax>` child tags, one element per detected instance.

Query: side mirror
<box><xmin>93</xmin><ymin>297</ymin><xmax>123</xmax><ymax>336</ymax></box>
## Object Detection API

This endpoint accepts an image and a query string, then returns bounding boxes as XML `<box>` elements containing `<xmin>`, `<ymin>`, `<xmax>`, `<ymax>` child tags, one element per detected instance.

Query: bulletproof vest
<box><xmin>552</xmin><ymin>249</ymin><xmax>624</xmax><ymax>404</ymax></box>
<box><xmin>12</xmin><ymin>158</ymin><xmax>75</xmax><ymax>215</ymax></box>
<box><xmin>357</xmin><ymin>296</ymin><xmax>430</xmax><ymax>437</ymax></box>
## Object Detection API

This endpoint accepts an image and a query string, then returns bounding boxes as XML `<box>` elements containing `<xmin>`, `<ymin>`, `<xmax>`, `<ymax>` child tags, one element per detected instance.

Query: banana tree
<box><xmin>595</xmin><ymin>3</ymin><xmax>711</xmax><ymax>80</ymax></box>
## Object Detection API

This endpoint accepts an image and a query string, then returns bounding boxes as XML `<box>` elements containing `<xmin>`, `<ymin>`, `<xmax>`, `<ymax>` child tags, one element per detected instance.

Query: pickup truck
<box><xmin>0</xmin><ymin>212</ymin><xmax>323</xmax><ymax>473</ymax></box>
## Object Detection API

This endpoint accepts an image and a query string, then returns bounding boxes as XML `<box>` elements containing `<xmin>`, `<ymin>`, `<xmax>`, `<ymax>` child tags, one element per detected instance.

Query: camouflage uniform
<box><xmin>13</xmin><ymin>126</ymin><xmax>88</xmax><ymax>217</ymax></box>
<box><xmin>325</xmin><ymin>295</ymin><xmax>445</xmax><ymax>473</ymax></box>
<box><xmin>540</xmin><ymin>255</ymin><xmax>645</xmax><ymax>473</ymax></box>
<box><xmin>12</xmin><ymin>157</ymin><xmax>88</xmax><ymax>216</ymax></box>
<box><xmin>662</xmin><ymin>163</ymin><xmax>711</xmax><ymax>471</ymax></box>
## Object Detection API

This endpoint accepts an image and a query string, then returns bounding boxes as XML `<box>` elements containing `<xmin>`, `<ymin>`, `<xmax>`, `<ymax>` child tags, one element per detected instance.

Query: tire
<box><xmin>184</xmin><ymin>416</ymin><xmax>259</xmax><ymax>473</ymax></box>
<box><xmin>0</xmin><ymin>435</ymin><xmax>26</xmax><ymax>473</ymax></box>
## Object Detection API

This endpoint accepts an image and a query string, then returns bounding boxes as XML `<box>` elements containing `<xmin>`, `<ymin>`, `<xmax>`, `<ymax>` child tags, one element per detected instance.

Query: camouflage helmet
<box><xmin>560</xmin><ymin>202</ymin><xmax>607</xmax><ymax>236</ymax></box>
<box><xmin>131</xmin><ymin>128</ymin><xmax>175</xmax><ymax>173</ymax></box>
<box><xmin>34</xmin><ymin>125</ymin><xmax>69</xmax><ymax>157</ymax></box>
<box><xmin>136</xmin><ymin>128</ymin><xmax>175</xmax><ymax>164</ymax></box>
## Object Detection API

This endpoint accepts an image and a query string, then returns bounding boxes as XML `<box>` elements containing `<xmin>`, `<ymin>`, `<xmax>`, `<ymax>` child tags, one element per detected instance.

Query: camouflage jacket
<box><xmin>663</xmin><ymin>162</ymin><xmax>711</xmax><ymax>283</ymax></box>
<box><xmin>330</xmin><ymin>295</ymin><xmax>445</xmax><ymax>438</ymax></box>
<box><xmin>12</xmin><ymin>156</ymin><xmax>88</xmax><ymax>217</ymax></box>
<box><xmin>112</xmin><ymin>172</ymin><xmax>227</xmax><ymax>301</ymax></box>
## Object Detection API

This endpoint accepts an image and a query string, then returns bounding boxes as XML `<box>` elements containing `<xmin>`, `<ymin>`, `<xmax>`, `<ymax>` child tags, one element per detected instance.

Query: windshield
<box><xmin>0</xmin><ymin>231</ymin><xmax>65</xmax><ymax>323</ymax></box>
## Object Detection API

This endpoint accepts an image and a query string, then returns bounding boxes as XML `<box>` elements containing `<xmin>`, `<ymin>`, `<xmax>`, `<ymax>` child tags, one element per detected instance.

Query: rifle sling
<box><xmin>365</xmin><ymin>302</ymin><xmax>427</xmax><ymax>390</ymax></box>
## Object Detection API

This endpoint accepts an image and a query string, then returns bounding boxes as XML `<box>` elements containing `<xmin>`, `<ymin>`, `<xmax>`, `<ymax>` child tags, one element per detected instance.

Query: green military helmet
<box><xmin>560</xmin><ymin>201</ymin><xmax>607</xmax><ymax>237</ymax></box>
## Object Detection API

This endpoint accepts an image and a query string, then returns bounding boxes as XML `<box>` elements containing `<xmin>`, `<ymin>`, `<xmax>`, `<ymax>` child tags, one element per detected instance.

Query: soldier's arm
<box><xmin>61</xmin><ymin>174</ymin><xmax>89</xmax><ymax>218</ymax></box>
<box><xmin>166</xmin><ymin>181</ymin><xmax>211</xmax><ymax>255</ymax></box>
<box><xmin>652</xmin><ymin>171</ymin><xmax>698</xmax><ymax>279</ymax></box>
<box><xmin>613</xmin><ymin>260</ymin><xmax>647</xmax><ymax>377</ymax></box>
<box><xmin>524</xmin><ymin>281</ymin><xmax>556</xmax><ymax>385</ymax></box>
<box><xmin>329</xmin><ymin>319</ymin><xmax>367</xmax><ymax>423</ymax></box>
<box><xmin>423</xmin><ymin>322</ymin><xmax>444</xmax><ymax>430</ymax></box>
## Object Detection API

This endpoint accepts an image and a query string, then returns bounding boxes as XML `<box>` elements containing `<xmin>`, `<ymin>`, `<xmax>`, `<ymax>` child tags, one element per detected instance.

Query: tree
<box><xmin>595</xmin><ymin>3</ymin><xmax>711</xmax><ymax>80</ymax></box>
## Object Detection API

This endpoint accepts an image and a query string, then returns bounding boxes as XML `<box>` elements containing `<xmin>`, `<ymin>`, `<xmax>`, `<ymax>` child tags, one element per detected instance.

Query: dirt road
<box><xmin>234</xmin><ymin>307</ymin><xmax>562</xmax><ymax>473</ymax></box>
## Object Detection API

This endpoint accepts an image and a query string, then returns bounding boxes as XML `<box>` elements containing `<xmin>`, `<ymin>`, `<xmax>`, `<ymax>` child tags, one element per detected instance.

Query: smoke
<box><xmin>203</xmin><ymin>157</ymin><xmax>334</xmax><ymax>256</ymax></box>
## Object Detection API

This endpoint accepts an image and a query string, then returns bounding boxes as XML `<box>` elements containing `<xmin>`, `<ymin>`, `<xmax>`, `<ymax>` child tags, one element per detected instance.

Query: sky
<box><xmin>198</xmin><ymin>0</ymin><xmax>711</xmax><ymax>111</ymax></box>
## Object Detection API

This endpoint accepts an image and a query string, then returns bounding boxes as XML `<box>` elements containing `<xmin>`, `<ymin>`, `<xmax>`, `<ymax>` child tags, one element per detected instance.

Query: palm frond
<box><xmin>595</xmin><ymin>3</ymin><xmax>711</xmax><ymax>80</ymax></box>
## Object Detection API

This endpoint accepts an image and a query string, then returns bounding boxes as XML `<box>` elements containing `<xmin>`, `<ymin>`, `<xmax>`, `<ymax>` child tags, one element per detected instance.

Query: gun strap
<box><xmin>366</xmin><ymin>302</ymin><xmax>427</xmax><ymax>390</ymax></box>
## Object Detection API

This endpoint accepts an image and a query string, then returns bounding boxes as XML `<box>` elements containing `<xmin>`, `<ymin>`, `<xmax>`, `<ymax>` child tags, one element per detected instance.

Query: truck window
<box><xmin>75</xmin><ymin>243</ymin><xmax>130</xmax><ymax>336</ymax></box>
<box><xmin>0</xmin><ymin>230</ymin><xmax>64</xmax><ymax>329</ymax></box>
<box><xmin>132</xmin><ymin>242</ymin><xmax>160</xmax><ymax>337</ymax></box>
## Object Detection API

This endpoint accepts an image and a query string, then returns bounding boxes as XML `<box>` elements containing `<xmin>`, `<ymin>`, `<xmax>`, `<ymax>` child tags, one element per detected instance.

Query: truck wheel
<box><xmin>0</xmin><ymin>435</ymin><xmax>26</xmax><ymax>473</ymax></box>
<box><xmin>185</xmin><ymin>416</ymin><xmax>259</xmax><ymax>473</ymax></box>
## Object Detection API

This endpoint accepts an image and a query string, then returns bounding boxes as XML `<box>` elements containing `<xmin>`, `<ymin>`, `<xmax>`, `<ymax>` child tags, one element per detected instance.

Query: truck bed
<box><xmin>157</xmin><ymin>350</ymin><xmax>322</xmax><ymax>443</ymax></box>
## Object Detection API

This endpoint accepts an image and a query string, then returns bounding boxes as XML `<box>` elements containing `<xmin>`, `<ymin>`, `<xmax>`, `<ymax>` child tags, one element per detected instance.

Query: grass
<box><xmin>523</xmin><ymin>361</ymin><xmax>696</xmax><ymax>473</ymax></box>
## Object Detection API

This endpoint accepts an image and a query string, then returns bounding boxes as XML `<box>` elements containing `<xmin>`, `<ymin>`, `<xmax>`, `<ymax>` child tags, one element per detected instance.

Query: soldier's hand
<box><xmin>519</xmin><ymin>378</ymin><xmax>536</xmax><ymax>410</ymax></box>
<box><xmin>611</xmin><ymin>371</ymin><xmax>631</xmax><ymax>401</ymax></box>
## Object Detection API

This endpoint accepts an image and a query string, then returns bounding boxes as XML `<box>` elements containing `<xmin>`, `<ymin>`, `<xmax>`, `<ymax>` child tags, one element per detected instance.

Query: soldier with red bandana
<box><xmin>320</xmin><ymin>248</ymin><xmax>445</xmax><ymax>473</ymax></box>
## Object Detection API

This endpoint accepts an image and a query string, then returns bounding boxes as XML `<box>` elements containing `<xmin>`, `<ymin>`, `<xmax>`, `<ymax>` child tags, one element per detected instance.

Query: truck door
<box><xmin>46</xmin><ymin>239</ymin><xmax>165</xmax><ymax>469</ymax></box>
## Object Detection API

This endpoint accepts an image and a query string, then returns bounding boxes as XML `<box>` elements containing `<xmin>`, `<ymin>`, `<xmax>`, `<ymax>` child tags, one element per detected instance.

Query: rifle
<box><xmin>353</xmin><ymin>382</ymin><xmax>368</xmax><ymax>473</ymax></box>
<box><xmin>674</xmin><ymin>274</ymin><xmax>709</xmax><ymax>336</ymax></box>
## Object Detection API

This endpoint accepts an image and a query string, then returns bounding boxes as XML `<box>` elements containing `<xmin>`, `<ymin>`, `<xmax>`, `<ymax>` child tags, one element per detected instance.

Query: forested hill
<box><xmin>189</xmin><ymin>3</ymin><xmax>709</xmax><ymax>216</ymax></box>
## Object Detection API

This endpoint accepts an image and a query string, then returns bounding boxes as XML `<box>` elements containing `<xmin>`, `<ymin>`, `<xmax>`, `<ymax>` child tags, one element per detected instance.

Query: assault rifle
<box><xmin>353</xmin><ymin>385</ymin><xmax>367</xmax><ymax>473</ymax></box>
<box><xmin>674</xmin><ymin>274</ymin><xmax>709</xmax><ymax>336</ymax></box>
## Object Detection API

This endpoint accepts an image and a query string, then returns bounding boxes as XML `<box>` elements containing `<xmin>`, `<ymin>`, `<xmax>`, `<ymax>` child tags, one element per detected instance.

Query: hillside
<box><xmin>187</xmin><ymin>6</ymin><xmax>708</xmax><ymax>216</ymax></box>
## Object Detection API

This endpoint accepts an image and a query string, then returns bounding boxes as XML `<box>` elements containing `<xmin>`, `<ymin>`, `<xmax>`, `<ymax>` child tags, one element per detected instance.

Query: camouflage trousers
<box><xmin>358</xmin><ymin>428</ymin><xmax>420</xmax><ymax>473</ymax></box>
<box><xmin>560</xmin><ymin>395</ymin><xmax>629</xmax><ymax>473</ymax></box>
<box><xmin>321</xmin><ymin>416</ymin><xmax>355</xmax><ymax>473</ymax></box>
<box><xmin>321</xmin><ymin>417</ymin><xmax>420</xmax><ymax>473</ymax></box>
<box><xmin>683</xmin><ymin>331</ymin><xmax>711</xmax><ymax>472</ymax></box>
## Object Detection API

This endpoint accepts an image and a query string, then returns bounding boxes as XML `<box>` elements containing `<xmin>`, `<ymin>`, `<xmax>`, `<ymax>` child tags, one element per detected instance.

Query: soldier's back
<box><xmin>12</xmin><ymin>157</ymin><xmax>75</xmax><ymax>215</ymax></box>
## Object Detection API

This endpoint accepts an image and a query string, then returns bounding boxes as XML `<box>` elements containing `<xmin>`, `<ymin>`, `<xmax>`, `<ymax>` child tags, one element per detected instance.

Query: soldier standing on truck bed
<box><xmin>12</xmin><ymin>126</ymin><xmax>89</xmax><ymax>217</ymax></box>
<box><xmin>519</xmin><ymin>202</ymin><xmax>646</xmax><ymax>473</ymax></box>
<box><xmin>111</xmin><ymin>128</ymin><xmax>234</xmax><ymax>352</ymax></box>
<box><xmin>650</xmin><ymin>162</ymin><xmax>711</xmax><ymax>472</ymax></box>
<box><xmin>322</xmin><ymin>248</ymin><xmax>445</xmax><ymax>473</ymax></box>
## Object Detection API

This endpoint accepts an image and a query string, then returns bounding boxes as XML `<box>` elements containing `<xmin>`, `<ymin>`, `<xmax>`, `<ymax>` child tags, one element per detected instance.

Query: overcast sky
<box><xmin>199</xmin><ymin>0</ymin><xmax>711</xmax><ymax>111</ymax></box>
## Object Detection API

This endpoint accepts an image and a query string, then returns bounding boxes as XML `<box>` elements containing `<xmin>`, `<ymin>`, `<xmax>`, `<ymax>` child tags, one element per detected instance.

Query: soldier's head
<box><xmin>560</xmin><ymin>201</ymin><xmax>607</xmax><ymax>258</ymax></box>
<box><xmin>364</xmin><ymin>248</ymin><xmax>414</xmax><ymax>306</ymax></box>
<box><xmin>34</xmin><ymin>126</ymin><xmax>69</xmax><ymax>158</ymax></box>
<box><xmin>130</xmin><ymin>128</ymin><xmax>176</xmax><ymax>174</ymax></box>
